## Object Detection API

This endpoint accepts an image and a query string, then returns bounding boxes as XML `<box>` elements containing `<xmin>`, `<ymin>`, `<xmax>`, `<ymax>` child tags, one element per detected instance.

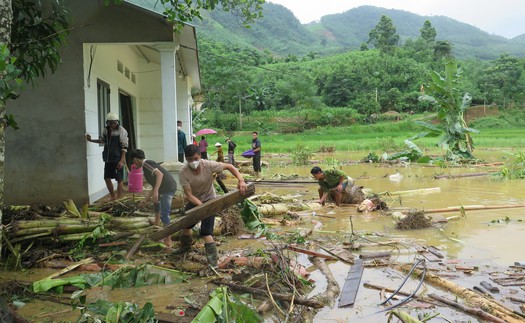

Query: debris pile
<box><xmin>394</xmin><ymin>209</ymin><xmax>433</xmax><ymax>230</ymax></box>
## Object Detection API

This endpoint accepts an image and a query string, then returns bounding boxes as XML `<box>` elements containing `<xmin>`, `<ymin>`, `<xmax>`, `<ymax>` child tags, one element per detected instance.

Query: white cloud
<box><xmin>267</xmin><ymin>0</ymin><xmax>525</xmax><ymax>38</ymax></box>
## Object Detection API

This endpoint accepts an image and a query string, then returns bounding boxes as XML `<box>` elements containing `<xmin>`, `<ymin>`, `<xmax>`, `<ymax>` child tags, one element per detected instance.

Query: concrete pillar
<box><xmin>157</xmin><ymin>42</ymin><xmax>179</xmax><ymax>162</ymax></box>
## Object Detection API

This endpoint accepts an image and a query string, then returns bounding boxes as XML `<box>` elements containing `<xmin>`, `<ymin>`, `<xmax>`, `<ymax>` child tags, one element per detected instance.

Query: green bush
<box><xmin>470</xmin><ymin>116</ymin><xmax>511</xmax><ymax>129</ymax></box>
<box><xmin>291</xmin><ymin>144</ymin><xmax>313</xmax><ymax>165</ymax></box>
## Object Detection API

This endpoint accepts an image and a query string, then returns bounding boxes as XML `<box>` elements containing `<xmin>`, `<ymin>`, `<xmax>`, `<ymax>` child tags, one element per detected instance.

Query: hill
<box><xmin>194</xmin><ymin>3</ymin><xmax>525</xmax><ymax>60</ymax></box>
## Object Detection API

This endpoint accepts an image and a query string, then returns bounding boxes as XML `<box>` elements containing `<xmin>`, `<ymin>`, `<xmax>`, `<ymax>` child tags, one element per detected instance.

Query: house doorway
<box><xmin>119</xmin><ymin>91</ymin><xmax>136</xmax><ymax>168</ymax></box>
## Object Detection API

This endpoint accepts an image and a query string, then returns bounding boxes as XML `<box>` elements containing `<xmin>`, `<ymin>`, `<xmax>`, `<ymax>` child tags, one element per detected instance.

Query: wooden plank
<box><xmin>359</xmin><ymin>251</ymin><xmax>391</xmax><ymax>259</ymax></box>
<box><xmin>126</xmin><ymin>183</ymin><xmax>255</xmax><ymax>259</ymax></box>
<box><xmin>286</xmin><ymin>245</ymin><xmax>336</xmax><ymax>260</ymax></box>
<box><xmin>338</xmin><ymin>259</ymin><xmax>364</xmax><ymax>308</ymax></box>
<box><xmin>321</xmin><ymin>245</ymin><xmax>355</xmax><ymax>264</ymax></box>
<box><xmin>426</xmin><ymin>246</ymin><xmax>444</xmax><ymax>259</ymax></box>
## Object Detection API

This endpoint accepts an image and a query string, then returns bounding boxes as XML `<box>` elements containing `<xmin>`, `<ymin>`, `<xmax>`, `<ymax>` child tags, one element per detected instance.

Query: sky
<box><xmin>267</xmin><ymin>0</ymin><xmax>525</xmax><ymax>39</ymax></box>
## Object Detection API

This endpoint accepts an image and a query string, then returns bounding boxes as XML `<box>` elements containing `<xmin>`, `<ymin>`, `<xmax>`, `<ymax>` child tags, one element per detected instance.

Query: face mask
<box><xmin>177</xmin><ymin>126</ymin><xmax>181</xmax><ymax>130</ymax></box>
<box><xmin>189</xmin><ymin>160</ymin><xmax>200</xmax><ymax>169</ymax></box>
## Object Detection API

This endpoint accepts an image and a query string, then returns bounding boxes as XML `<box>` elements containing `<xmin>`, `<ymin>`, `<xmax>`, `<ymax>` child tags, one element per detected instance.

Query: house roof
<box><xmin>123</xmin><ymin>0</ymin><xmax>201</xmax><ymax>91</ymax></box>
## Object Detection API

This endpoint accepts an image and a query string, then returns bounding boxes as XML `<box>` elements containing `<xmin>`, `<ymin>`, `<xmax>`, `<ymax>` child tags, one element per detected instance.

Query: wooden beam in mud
<box><xmin>424</xmin><ymin>204</ymin><xmax>525</xmax><ymax>214</ymax></box>
<box><xmin>126</xmin><ymin>183</ymin><xmax>255</xmax><ymax>259</ymax></box>
<box><xmin>338</xmin><ymin>259</ymin><xmax>364</xmax><ymax>308</ymax></box>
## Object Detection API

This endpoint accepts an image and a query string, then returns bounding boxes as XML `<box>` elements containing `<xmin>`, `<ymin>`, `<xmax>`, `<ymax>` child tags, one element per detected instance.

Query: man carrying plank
<box><xmin>174</xmin><ymin>144</ymin><xmax>248</xmax><ymax>268</ymax></box>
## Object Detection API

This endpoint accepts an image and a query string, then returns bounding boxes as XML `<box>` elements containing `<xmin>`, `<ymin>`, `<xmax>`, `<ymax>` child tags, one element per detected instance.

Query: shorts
<box><xmin>154</xmin><ymin>191</ymin><xmax>175</xmax><ymax>226</ymax></box>
<box><xmin>185</xmin><ymin>202</ymin><xmax>215</xmax><ymax>236</ymax></box>
<box><xmin>104</xmin><ymin>162</ymin><xmax>123</xmax><ymax>182</ymax></box>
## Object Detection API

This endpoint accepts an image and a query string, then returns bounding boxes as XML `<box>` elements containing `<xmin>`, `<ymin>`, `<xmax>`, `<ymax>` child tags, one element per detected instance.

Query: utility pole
<box><xmin>238</xmin><ymin>95</ymin><xmax>242</xmax><ymax>130</ymax></box>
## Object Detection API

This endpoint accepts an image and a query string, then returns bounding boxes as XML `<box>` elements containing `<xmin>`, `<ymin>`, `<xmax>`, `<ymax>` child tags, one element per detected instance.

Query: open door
<box><xmin>119</xmin><ymin>91</ymin><xmax>136</xmax><ymax>168</ymax></box>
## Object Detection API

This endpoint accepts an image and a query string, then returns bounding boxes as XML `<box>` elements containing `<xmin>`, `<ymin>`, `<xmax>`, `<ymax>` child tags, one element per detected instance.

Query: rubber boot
<box><xmin>255</xmin><ymin>171</ymin><xmax>263</xmax><ymax>182</ymax></box>
<box><xmin>204</xmin><ymin>242</ymin><xmax>218</xmax><ymax>267</ymax></box>
<box><xmin>171</xmin><ymin>234</ymin><xmax>192</xmax><ymax>255</ymax></box>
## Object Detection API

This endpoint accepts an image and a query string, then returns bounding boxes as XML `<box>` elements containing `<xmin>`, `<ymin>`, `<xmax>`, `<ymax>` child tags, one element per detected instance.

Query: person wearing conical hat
<box><xmin>212</xmin><ymin>142</ymin><xmax>224</xmax><ymax>163</ymax></box>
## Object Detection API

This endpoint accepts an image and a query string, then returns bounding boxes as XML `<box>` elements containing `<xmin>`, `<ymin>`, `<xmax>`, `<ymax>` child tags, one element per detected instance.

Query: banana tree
<box><xmin>411</xmin><ymin>61</ymin><xmax>479</xmax><ymax>161</ymax></box>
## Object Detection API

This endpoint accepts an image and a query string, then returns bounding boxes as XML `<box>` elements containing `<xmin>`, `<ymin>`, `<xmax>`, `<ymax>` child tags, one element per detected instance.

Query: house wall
<box><xmin>5</xmin><ymin>0</ymin><xmax>185</xmax><ymax>205</ymax></box>
<box><xmin>136</xmin><ymin>62</ymin><xmax>164</xmax><ymax>161</ymax></box>
<box><xmin>84</xmin><ymin>44</ymin><xmax>159</xmax><ymax>202</ymax></box>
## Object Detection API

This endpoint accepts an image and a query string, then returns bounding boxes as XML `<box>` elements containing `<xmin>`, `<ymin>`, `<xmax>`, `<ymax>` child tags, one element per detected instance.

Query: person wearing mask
<box><xmin>86</xmin><ymin>112</ymin><xmax>128</xmax><ymax>200</ymax></box>
<box><xmin>175</xmin><ymin>144</ymin><xmax>247</xmax><ymax>268</ymax></box>
<box><xmin>177</xmin><ymin>120</ymin><xmax>187</xmax><ymax>163</ymax></box>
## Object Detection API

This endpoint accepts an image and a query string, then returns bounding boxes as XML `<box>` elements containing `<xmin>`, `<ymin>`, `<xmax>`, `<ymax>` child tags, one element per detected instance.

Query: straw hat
<box><xmin>214</xmin><ymin>142</ymin><xmax>222</xmax><ymax>147</ymax></box>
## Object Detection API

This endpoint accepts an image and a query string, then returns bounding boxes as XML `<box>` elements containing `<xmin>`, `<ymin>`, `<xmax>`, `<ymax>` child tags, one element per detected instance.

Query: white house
<box><xmin>6</xmin><ymin>0</ymin><xmax>200</xmax><ymax>204</ymax></box>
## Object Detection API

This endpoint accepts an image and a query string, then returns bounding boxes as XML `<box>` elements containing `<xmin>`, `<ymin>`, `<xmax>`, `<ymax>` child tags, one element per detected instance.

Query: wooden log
<box><xmin>309</xmin><ymin>250</ymin><xmax>340</xmax><ymax>307</ymax></box>
<box><xmin>397</xmin><ymin>264</ymin><xmax>524</xmax><ymax>323</ymax></box>
<box><xmin>433</xmin><ymin>172</ymin><xmax>495</xmax><ymax>179</ymax></box>
<box><xmin>359</xmin><ymin>251</ymin><xmax>391</xmax><ymax>259</ymax></box>
<box><xmin>428</xmin><ymin>293</ymin><xmax>506</xmax><ymax>323</ymax></box>
<box><xmin>320</xmin><ymin>245</ymin><xmax>355</xmax><ymax>264</ymax></box>
<box><xmin>126</xmin><ymin>183</ymin><xmax>255</xmax><ymax>259</ymax></box>
<box><xmin>44</xmin><ymin>257</ymin><xmax>94</xmax><ymax>280</ymax></box>
<box><xmin>378</xmin><ymin>187</ymin><xmax>441</xmax><ymax>196</ymax></box>
<box><xmin>212</xmin><ymin>278</ymin><xmax>324</xmax><ymax>309</ymax></box>
<box><xmin>218</xmin><ymin>256</ymin><xmax>269</xmax><ymax>269</ymax></box>
<box><xmin>286</xmin><ymin>245</ymin><xmax>336</xmax><ymax>260</ymax></box>
<box><xmin>363</xmin><ymin>282</ymin><xmax>436</xmax><ymax>304</ymax></box>
<box><xmin>257</xmin><ymin>203</ymin><xmax>322</xmax><ymax>216</ymax></box>
<box><xmin>510</xmin><ymin>296</ymin><xmax>525</xmax><ymax>303</ymax></box>
<box><xmin>426</xmin><ymin>246</ymin><xmax>444</xmax><ymax>259</ymax></box>
<box><xmin>424</xmin><ymin>204</ymin><xmax>525</xmax><ymax>214</ymax></box>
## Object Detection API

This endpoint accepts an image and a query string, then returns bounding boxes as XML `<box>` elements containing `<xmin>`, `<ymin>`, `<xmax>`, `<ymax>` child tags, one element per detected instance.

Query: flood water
<box><xmin>5</xmin><ymin>154</ymin><xmax>525</xmax><ymax>322</ymax></box>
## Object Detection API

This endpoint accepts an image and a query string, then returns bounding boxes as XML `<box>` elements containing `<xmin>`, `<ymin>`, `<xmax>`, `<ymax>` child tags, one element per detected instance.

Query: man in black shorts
<box><xmin>86</xmin><ymin>112</ymin><xmax>129</xmax><ymax>200</ymax></box>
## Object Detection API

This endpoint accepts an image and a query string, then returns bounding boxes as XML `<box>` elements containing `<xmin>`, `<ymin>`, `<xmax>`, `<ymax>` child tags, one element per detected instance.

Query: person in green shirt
<box><xmin>310</xmin><ymin>166</ymin><xmax>351</xmax><ymax>207</ymax></box>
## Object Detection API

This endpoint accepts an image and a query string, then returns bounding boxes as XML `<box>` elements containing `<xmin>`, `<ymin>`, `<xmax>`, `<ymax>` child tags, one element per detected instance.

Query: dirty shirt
<box><xmin>318</xmin><ymin>169</ymin><xmax>347</xmax><ymax>192</ymax></box>
<box><xmin>142</xmin><ymin>160</ymin><xmax>177</xmax><ymax>194</ymax></box>
<box><xmin>101</xmin><ymin>126</ymin><xmax>128</xmax><ymax>163</ymax></box>
<box><xmin>179</xmin><ymin>159</ymin><xmax>224</xmax><ymax>202</ymax></box>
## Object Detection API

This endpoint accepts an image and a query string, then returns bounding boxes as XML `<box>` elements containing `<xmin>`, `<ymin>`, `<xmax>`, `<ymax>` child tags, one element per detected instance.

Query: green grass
<box><xmin>226</xmin><ymin>124</ymin><xmax>525</xmax><ymax>160</ymax></box>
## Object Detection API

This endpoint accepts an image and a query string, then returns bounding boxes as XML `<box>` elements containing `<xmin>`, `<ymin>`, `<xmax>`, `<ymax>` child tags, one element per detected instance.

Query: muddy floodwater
<box><xmin>5</xmin><ymin>157</ymin><xmax>525</xmax><ymax>322</ymax></box>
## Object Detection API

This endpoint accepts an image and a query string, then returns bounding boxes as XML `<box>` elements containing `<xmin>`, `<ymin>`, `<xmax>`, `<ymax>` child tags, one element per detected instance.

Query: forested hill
<box><xmin>194</xmin><ymin>3</ymin><xmax>525</xmax><ymax>60</ymax></box>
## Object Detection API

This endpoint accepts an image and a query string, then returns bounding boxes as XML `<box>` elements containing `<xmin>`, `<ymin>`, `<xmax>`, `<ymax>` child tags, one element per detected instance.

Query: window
<box><xmin>97</xmin><ymin>79</ymin><xmax>110</xmax><ymax>135</ymax></box>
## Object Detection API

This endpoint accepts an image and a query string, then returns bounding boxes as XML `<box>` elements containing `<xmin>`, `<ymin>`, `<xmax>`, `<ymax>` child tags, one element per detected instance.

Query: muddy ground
<box><xmin>1</xmin><ymin>157</ymin><xmax>525</xmax><ymax>322</ymax></box>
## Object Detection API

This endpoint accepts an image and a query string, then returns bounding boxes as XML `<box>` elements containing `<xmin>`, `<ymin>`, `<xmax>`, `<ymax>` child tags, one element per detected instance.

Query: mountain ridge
<box><xmin>196</xmin><ymin>3</ymin><xmax>525</xmax><ymax>60</ymax></box>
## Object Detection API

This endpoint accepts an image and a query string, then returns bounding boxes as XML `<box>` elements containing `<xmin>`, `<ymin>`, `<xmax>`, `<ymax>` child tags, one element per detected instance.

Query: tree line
<box><xmin>198</xmin><ymin>16</ymin><xmax>525</xmax><ymax>129</ymax></box>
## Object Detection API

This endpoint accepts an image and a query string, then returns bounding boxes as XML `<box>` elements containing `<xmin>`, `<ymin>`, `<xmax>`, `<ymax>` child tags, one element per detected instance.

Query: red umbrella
<box><xmin>196</xmin><ymin>128</ymin><xmax>217</xmax><ymax>136</ymax></box>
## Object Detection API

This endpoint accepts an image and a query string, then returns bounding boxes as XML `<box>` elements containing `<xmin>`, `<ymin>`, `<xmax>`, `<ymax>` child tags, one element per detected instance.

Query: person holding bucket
<box><xmin>130</xmin><ymin>149</ymin><xmax>177</xmax><ymax>248</ymax></box>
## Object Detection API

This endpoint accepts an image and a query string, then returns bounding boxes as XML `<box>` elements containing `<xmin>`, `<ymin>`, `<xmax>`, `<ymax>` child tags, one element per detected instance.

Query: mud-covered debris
<box><xmin>218</xmin><ymin>204</ymin><xmax>245</xmax><ymax>236</ymax></box>
<box><xmin>395</xmin><ymin>209</ymin><xmax>432</xmax><ymax>230</ymax></box>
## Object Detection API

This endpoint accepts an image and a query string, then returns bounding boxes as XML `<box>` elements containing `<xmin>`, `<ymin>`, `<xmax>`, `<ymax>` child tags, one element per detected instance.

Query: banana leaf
<box><xmin>193</xmin><ymin>286</ymin><xmax>261</xmax><ymax>323</ymax></box>
<box><xmin>32</xmin><ymin>264</ymin><xmax>190</xmax><ymax>293</ymax></box>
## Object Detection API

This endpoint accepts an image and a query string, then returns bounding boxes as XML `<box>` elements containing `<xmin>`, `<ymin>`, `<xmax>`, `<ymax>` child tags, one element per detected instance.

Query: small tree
<box><xmin>368</xmin><ymin>15</ymin><xmax>399</xmax><ymax>54</ymax></box>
